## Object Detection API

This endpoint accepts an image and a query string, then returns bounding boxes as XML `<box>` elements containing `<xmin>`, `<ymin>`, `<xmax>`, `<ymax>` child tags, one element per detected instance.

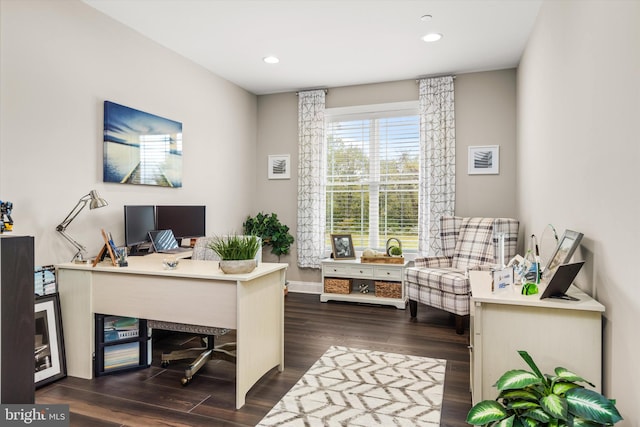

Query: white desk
<box><xmin>469</xmin><ymin>270</ymin><xmax>605</xmax><ymax>404</ymax></box>
<box><xmin>56</xmin><ymin>254</ymin><xmax>287</xmax><ymax>409</ymax></box>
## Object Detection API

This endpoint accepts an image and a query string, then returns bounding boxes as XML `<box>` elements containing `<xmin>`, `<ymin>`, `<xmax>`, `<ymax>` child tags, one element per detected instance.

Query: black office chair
<box><xmin>149</xmin><ymin>237</ymin><xmax>236</xmax><ymax>385</ymax></box>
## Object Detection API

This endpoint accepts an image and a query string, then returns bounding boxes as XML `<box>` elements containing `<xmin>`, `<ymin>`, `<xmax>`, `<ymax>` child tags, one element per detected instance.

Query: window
<box><xmin>325</xmin><ymin>102</ymin><xmax>419</xmax><ymax>251</ymax></box>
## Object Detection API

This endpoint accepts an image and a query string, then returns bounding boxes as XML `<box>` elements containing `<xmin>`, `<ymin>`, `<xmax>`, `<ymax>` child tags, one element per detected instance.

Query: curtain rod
<box><xmin>415</xmin><ymin>74</ymin><xmax>456</xmax><ymax>82</ymax></box>
<box><xmin>296</xmin><ymin>89</ymin><xmax>329</xmax><ymax>96</ymax></box>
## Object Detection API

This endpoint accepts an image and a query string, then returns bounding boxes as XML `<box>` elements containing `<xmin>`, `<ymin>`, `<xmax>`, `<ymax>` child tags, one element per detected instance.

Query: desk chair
<box><xmin>148</xmin><ymin>236</ymin><xmax>237</xmax><ymax>385</ymax></box>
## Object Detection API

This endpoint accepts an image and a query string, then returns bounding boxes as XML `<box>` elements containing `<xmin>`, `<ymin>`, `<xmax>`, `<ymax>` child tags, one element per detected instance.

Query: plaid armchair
<box><xmin>405</xmin><ymin>216</ymin><xmax>519</xmax><ymax>334</ymax></box>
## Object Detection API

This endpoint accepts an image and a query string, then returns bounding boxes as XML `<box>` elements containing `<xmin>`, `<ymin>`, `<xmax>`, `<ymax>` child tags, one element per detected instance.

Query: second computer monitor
<box><xmin>156</xmin><ymin>205</ymin><xmax>206</xmax><ymax>240</ymax></box>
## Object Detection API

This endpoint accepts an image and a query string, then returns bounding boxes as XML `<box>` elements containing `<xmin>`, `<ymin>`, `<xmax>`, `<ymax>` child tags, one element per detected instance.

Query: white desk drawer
<box><xmin>374</xmin><ymin>267</ymin><xmax>402</xmax><ymax>280</ymax></box>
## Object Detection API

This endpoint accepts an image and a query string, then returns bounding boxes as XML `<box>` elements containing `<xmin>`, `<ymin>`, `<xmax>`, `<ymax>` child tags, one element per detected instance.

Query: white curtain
<box><xmin>297</xmin><ymin>90</ymin><xmax>326</xmax><ymax>268</ymax></box>
<box><xmin>418</xmin><ymin>76</ymin><xmax>456</xmax><ymax>256</ymax></box>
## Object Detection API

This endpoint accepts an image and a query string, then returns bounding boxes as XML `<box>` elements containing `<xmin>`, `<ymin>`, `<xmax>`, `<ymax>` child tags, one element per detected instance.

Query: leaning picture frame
<box><xmin>35</xmin><ymin>293</ymin><xmax>67</xmax><ymax>388</ymax></box>
<box><xmin>468</xmin><ymin>145</ymin><xmax>499</xmax><ymax>175</ymax></box>
<box><xmin>330</xmin><ymin>234</ymin><xmax>355</xmax><ymax>260</ymax></box>
<box><xmin>544</xmin><ymin>229</ymin><xmax>584</xmax><ymax>273</ymax></box>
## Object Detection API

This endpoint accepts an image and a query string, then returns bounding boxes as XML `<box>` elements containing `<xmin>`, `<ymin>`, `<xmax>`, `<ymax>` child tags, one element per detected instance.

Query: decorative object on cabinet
<box><xmin>103</xmin><ymin>101</ymin><xmax>183</xmax><ymax>187</ymax></box>
<box><xmin>0</xmin><ymin>200</ymin><xmax>13</xmax><ymax>233</ymax></box>
<box><xmin>267</xmin><ymin>154</ymin><xmax>291</xmax><ymax>179</ymax></box>
<box><xmin>56</xmin><ymin>190</ymin><xmax>108</xmax><ymax>263</ymax></box>
<box><xmin>35</xmin><ymin>293</ymin><xmax>66</xmax><ymax>388</ymax></box>
<box><xmin>466</xmin><ymin>350</ymin><xmax>622</xmax><ymax>426</ymax></box>
<box><xmin>468</xmin><ymin>145</ymin><xmax>499</xmax><ymax>175</ymax></box>
<box><xmin>330</xmin><ymin>234</ymin><xmax>355</xmax><ymax>260</ymax></box>
<box><xmin>207</xmin><ymin>234</ymin><xmax>261</xmax><ymax>274</ymax></box>
<box><xmin>544</xmin><ymin>229</ymin><xmax>584</xmax><ymax>274</ymax></box>
<box><xmin>405</xmin><ymin>216</ymin><xmax>519</xmax><ymax>334</ymax></box>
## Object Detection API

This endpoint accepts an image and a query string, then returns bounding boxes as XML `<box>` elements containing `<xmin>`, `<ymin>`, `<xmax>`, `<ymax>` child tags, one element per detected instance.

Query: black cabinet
<box><xmin>0</xmin><ymin>235</ymin><xmax>35</xmax><ymax>404</ymax></box>
<box><xmin>94</xmin><ymin>314</ymin><xmax>150</xmax><ymax>376</ymax></box>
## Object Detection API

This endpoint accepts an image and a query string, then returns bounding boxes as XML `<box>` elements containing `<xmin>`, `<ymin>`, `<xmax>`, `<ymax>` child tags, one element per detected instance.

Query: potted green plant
<box><xmin>466</xmin><ymin>350</ymin><xmax>623</xmax><ymax>426</ymax></box>
<box><xmin>243</xmin><ymin>212</ymin><xmax>294</xmax><ymax>261</ymax></box>
<box><xmin>207</xmin><ymin>234</ymin><xmax>261</xmax><ymax>274</ymax></box>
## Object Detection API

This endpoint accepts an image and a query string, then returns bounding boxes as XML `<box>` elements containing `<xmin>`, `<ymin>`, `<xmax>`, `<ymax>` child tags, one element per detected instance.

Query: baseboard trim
<box><xmin>286</xmin><ymin>280</ymin><xmax>322</xmax><ymax>294</ymax></box>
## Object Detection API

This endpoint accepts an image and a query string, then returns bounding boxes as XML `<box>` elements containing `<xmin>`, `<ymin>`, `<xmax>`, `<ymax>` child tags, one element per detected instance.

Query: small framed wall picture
<box><xmin>468</xmin><ymin>145</ymin><xmax>499</xmax><ymax>175</ymax></box>
<box><xmin>268</xmin><ymin>154</ymin><xmax>291</xmax><ymax>179</ymax></box>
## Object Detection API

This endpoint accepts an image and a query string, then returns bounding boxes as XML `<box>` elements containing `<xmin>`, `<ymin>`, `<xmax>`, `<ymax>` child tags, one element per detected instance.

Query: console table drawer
<box><xmin>374</xmin><ymin>267</ymin><xmax>402</xmax><ymax>281</ymax></box>
<box><xmin>323</xmin><ymin>264</ymin><xmax>350</xmax><ymax>276</ymax></box>
<box><xmin>348</xmin><ymin>266</ymin><xmax>374</xmax><ymax>278</ymax></box>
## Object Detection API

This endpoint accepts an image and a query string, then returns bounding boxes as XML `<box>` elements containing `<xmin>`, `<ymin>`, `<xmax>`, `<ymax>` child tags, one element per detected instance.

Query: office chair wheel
<box><xmin>181</xmin><ymin>377</ymin><xmax>191</xmax><ymax>386</ymax></box>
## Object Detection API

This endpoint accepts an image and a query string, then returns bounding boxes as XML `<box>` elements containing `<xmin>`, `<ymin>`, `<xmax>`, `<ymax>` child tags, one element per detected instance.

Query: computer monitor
<box><xmin>155</xmin><ymin>205</ymin><xmax>206</xmax><ymax>241</ymax></box>
<box><xmin>124</xmin><ymin>205</ymin><xmax>156</xmax><ymax>255</ymax></box>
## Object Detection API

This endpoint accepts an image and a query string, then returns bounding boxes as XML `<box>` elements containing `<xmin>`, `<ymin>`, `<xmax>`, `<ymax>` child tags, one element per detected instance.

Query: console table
<box><xmin>469</xmin><ymin>270</ymin><xmax>605</xmax><ymax>404</ymax></box>
<box><xmin>56</xmin><ymin>254</ymin><xmax>287</xmax><ymax>409</ymax></box>
<box><xmin>320</xmin><ymin>258</ymin><xmax>408</xmax><ymax>309</ymax></box>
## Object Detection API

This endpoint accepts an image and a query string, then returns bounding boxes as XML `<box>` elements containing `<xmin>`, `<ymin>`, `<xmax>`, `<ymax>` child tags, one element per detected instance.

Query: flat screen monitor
<box><xmin>156</xmin><ymin>205</ymin><xmax>206</xmax><ymax>240</ymax></box>
<box><xmin>124</xmin><ymin>205</ymin><xmax>156</xmax><ymax>255</ymax></box>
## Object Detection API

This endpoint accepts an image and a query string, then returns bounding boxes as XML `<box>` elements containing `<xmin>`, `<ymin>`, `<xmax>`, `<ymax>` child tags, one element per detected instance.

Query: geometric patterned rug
<box><xmin>257</xmin><ymin>345</ymin><xmax>446</xmax><ymax>426</ymax></box>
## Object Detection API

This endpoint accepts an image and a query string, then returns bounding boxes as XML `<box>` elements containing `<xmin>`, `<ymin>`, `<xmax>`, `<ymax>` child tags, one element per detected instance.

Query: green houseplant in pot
<box><xmin>467</xmin><ymin>350</ymin><xmax>622</xmax><ymax>426</ymax></box>
<box><xmin>243</xmin><ymin>212</ymin><xmax>294</xmax><ymax>261</ymax></box>
<box><xmin>208</xmin><ymin>234</ymin><xmax>261</xmax><ymax>274</ymax></box>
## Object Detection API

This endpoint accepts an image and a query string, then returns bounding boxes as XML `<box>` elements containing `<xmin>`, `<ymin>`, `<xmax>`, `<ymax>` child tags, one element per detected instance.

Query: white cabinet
<box><xmin>320</xmin><ymin>258</ymin><xmax>408</xmax><ymax>309</ymax></box>
<box><xmin>469</xmin><ymin>271</ymin><xmax>605</xmax><ymax>404</ymax></box>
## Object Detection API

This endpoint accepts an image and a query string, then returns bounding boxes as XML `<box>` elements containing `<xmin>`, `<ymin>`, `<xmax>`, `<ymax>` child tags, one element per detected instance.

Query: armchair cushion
<box><xmin>451</xmin><ymin>217</ymin><xmax>495</xmax><ymax>270</ymax></box>
<box><xmin>406</xmin><ymin>267</ymin><xmax>469</xmax><ymax>296</ymax></box>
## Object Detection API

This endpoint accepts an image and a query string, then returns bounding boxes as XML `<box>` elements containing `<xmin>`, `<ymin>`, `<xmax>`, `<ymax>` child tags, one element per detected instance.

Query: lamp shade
<box><xmin>88</xmin><ymin>190</ymin><xmax>108</xmax><ymax>209</ymax></box>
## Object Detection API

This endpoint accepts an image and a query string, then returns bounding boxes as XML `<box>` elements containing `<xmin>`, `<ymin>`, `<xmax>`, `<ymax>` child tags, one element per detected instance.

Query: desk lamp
<box><xmin>56</xmin><ymin>190</ymin><xmax>108</xmax><ymax>263</ymax></box>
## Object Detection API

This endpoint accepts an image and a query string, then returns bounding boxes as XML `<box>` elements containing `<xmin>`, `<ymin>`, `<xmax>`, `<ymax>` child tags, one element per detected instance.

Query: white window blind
<box><xmin>325</xmin><ymin>102</ymin><xmax>419</xmax><ymax>251</ymax></box>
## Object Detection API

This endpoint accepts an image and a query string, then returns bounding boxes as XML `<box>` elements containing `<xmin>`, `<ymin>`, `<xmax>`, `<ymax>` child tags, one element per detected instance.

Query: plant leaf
<box><xmin>508</xmin><ymin>401</ymin><xmax>539</xmax><ymax>410</ymax></box>
<box><xmin>495</xmin><ymin>369</ymin><xmax>543</xmax><ymax>392</ymax></box>
<box><xmin>555</xmin><ymin>367</ymin><xmax>596</xmax><ymax>387</ymax></box>
<box><xmin>494</xmin><ymin>415</ymin><xmax>515</xmax><ymax>427</ymax></box>
<box><xmin>521</xmin><ymin>408</ymin><xmax>552</xmax><ymax>423</ymax></box>
<box><xmin>501</xmin><ymin>389</ymin><xmax>540</xmax><ymax>402</ymax></box>
<box><xmin>541</xmin><ymin>393</ymin><xmax>569</xmax><ymax>421</ymax></box>
<box><xmin>466</xmin><ymin>400</ymin><xmax>508</xmax><ymax>425</ymax></box>
<box><xmin>518</xmin><ymin>350</ymin><xmax>545</xmax><ymax>379</ymax></box>
<box><xmin>566</xmin><ymin>388</ymin><xmax>623</xmax><ymax>424</ymax></box>
<box><xmin>552</xmin><ymin>382</ymin><xmax>581</xmax><ymax>395</ymax></box>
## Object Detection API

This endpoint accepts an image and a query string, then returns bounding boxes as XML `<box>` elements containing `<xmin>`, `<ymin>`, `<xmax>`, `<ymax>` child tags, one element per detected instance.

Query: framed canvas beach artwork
<box><xmin>103</xmin><ymin>101</ymin><xmax>183</xmax><ymax>187</ymax></box>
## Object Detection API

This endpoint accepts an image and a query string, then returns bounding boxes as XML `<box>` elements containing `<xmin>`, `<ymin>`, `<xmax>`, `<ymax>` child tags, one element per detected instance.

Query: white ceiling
<box><xmin>82</xmin><ymin>0</ymin><xmax>542</xmax><ymax>95</ymax></box>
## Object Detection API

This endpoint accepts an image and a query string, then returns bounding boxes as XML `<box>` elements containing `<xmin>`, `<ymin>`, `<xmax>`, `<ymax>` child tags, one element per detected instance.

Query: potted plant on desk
<box><xmin>208</xmin><ymin>234</ymin><xmax>261</xmax><ymax>274</ymax></box>
<box><xmin>466</xmin><ymin>350</ymin><xmax>622</xmax><ymax>426</ymax></box>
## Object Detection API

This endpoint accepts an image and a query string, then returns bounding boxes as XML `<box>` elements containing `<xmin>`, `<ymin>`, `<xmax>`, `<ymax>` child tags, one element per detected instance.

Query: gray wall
<box><xmin>256</xmin><ymin>70</ymin><xmax>518</xmax><ymax>286</ymax></box>
<box><xmin>517</xmin><ymin>0</ymin><xmax>639</xmax><ymax>420</ymax></box>
<box><xmin>0</xmin><ymin>0</ymin><xmax>258</xmax><ymax>265</ymax></box>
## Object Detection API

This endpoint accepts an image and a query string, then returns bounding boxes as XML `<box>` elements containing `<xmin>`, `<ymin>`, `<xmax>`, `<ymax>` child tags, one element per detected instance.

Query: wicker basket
<box><xmin>324</xmin><ymin>278</ymin><xmax>352</xmax><ymax>294</ymax></box>
<box><xmin>374</xmin><ymin>281</ymin><xmax>402</xmax><ymax>298</ymax></box>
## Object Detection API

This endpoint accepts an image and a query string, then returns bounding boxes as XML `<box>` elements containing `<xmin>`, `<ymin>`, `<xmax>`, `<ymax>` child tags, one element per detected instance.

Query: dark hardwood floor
<box><xmin>36</xmin><ymin>292</ymin><xmax>472</xmax><ymax>426</ymax></box>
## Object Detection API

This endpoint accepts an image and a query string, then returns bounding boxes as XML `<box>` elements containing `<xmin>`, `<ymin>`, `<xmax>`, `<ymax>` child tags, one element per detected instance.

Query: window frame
<box><xmin>324</xmin><ymin>101</ymin><xmax>420</xmax><ymax>254</ymax></box>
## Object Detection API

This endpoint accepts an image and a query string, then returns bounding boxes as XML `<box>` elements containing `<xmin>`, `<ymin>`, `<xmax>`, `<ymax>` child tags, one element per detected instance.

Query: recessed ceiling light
<box><xmin>422</xmin><ymin>33</ymin><xmax>443</xmax><ymax>42</ymax></box>
<box><xmin>420</xmin><ymin>14</ymin><xmax>433</xmax><ymax>22</ymax></box>
<box><xmin>263</xmin><ymin>56</ymin><xmax>280</xmax><ymax>64</ymax></box>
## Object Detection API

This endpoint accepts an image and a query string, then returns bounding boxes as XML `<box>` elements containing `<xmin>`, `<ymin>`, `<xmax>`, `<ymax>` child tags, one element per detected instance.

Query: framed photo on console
<box><xmin>35</xmin><ymin>293</ymin><xmax>67</xmax><ymax>388</ymax></box>
<box><xmin>331</xmin><ymin>234</ymin><xmax>355</xmax><ymax>260</ymax></box>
